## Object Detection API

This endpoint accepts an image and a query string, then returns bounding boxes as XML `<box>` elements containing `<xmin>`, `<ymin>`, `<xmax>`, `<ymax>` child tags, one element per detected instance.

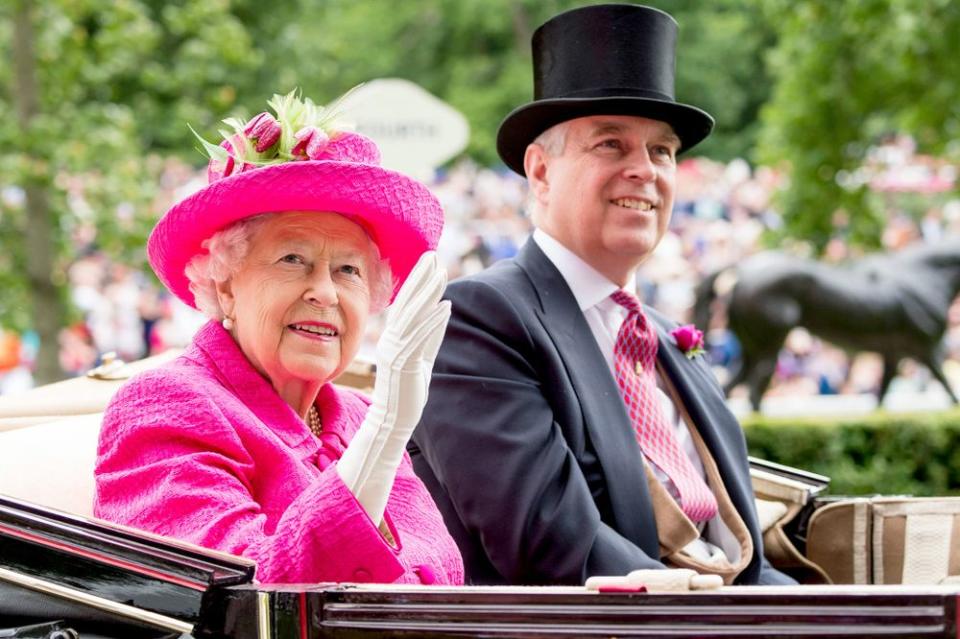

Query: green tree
<box><xmin>0</xmin><ymin>0</ymin><xmax>775</xmax><ymax>382</ymax></box>
<box><xmin>0</xmin><ymin>0</ymin><xmax>260</xmax><ymax>381</ymax></box>
<box><xmin>756</xmin><ymin>0</ymin><xmax>960</xmax><ymax>253</ymax></box>
<box><xmin>238</xmin><ymin>0</ymin><xmax>774</xmax><ymax>165</ymax></box>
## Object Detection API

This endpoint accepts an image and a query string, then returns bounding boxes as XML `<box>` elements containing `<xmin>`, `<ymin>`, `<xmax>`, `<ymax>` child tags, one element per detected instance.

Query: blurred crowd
<box><xmin>1</xmin><ymin>133</ymin><xmax>958</xmax><ymax>411</ymax></box>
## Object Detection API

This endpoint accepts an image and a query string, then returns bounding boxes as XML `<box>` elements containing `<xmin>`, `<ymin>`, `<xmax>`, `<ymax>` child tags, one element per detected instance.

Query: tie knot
<box><xmin>610</xmin><ymin>289</ymin><xmax>642</xmax><ymax>313</ymax></box>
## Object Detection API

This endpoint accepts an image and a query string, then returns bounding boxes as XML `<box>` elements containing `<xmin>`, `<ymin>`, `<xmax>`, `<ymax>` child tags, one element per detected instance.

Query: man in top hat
<box><xmin>410</xmin><ymin>4</ymin><xmax>794</xmax><ymax>585</ymax></box>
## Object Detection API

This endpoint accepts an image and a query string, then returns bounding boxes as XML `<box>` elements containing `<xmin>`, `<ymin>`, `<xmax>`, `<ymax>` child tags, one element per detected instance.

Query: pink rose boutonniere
<box><xmin>671</xmin><ymin>324</ymin><xmax>706</xmax><ymax>359</ymax></box>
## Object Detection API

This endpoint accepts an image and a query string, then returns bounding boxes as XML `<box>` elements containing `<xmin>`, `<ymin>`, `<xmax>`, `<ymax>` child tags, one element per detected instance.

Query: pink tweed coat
<box><xmin>94</xmin><ymin>321</ymin><xmax>463</xmax><ymax>585</ymax></box>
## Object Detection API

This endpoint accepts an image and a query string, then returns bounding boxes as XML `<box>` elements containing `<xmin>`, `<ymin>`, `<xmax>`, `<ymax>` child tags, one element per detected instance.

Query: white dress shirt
<box><xmin>532</xmin><ymin>229</ymin><xmax>739</xmax><ymax>565</ymax></box>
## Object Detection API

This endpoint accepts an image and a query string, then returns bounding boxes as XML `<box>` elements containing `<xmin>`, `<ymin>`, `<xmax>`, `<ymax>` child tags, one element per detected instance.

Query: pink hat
<box><xmin>148</xmin><ymin>90</ymin><xmax>443</xmax><ymax>308</ymax></box>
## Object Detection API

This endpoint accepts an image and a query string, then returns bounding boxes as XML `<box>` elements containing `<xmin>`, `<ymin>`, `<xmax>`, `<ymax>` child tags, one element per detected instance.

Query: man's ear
<box><xmin>523</xmin><ymin>143</ymin><xmax>551</xmax><ymax>206</ymax></box>
<box><xmin>215</xmin><ymin>277</ymin><xmax>236</xmax><ymax>320</ymax></box>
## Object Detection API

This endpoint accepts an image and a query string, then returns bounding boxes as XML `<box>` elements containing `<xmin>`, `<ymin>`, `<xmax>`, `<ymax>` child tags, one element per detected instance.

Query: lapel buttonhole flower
<box><xmin>670</xmin><ymin>324</ymin><xmax>705</xmax><ymax>359</ymax></box>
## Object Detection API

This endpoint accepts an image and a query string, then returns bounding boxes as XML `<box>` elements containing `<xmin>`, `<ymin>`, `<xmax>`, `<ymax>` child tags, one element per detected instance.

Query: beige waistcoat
<box><xmin>647</xmin><ymin>367</ymin><xmax>754</xmax><ymax>584</ymax></box>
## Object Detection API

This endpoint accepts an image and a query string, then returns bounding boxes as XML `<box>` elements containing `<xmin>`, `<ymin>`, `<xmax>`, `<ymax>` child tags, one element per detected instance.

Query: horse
<box><xmin>694</xmin><ymin>240</ymin><xmax>960</xmax><ymax>411</ymax></box>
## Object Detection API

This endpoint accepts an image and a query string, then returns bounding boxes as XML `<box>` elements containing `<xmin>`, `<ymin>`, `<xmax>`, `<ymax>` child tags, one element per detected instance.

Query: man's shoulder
<box><xmin>446</xmin><ymin>259</ymin><xmax>536</xmax><ymax>305</ymax></box>
<box><xmin>450</xmin><ymin>257</ymin><xmax>528</xmax><ymax>288</ymax></box>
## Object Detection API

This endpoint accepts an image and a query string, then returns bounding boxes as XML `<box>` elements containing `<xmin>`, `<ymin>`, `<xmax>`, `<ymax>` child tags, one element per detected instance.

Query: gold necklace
<box><xmin>307</xmin><ymin>406</ymin><xmax>322</xmax><ymax>437</ymax></box>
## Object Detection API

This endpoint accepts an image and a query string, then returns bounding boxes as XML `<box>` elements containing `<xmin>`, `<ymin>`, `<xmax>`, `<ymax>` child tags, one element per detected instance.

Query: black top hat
<box><xmin>496</xmin><ymin>3</ymin><xmax>714</xmax><ymax>175</ymax></box>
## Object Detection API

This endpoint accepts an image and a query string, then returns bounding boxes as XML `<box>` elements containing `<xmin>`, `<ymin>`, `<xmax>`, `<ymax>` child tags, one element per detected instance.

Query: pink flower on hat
<box><xmin>206</xmin><ymin>136</ymin><xmax>256</xmax><ymax>183</ymax></box>
<box><xmin>206</xmin><ymin>139</ymin><xmax>236</xmax><ymax>183</ymax></box>
<box><xmin>243</xmin><ymin>111</ymin><xmax>282</xmax><ymax>153</ymax></box>
<box><xmin>670</xmin><ymin>324</ymin><xmax>705</xmax><ymax>359</ymax></box>
<box><xmin>291</xmin><ymin>126</ymin><xmax>330</xmax><ymax>160</ymax></box>
<box><xmin>191</xmin><ymin>89</ymin><xmax>347</xmax><ymax>182</ymax></box>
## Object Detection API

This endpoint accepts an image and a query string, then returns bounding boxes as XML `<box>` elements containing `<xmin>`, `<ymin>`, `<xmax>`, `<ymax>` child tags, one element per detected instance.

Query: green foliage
<box><xmin>756</xmin><ymin>0</ymin><xmax>960</xmax><ymax>253</ymax></box>
<box><xmin>238</xmin><ymin>0</ymin><xmax>773</xmax><ymax>166</ymax></box>
<box><xmin>7</xmin><ymin>0</ymin><xmax>956</xmax><ymax>358</ymax></box>
<box><xmin>744</xmin><ymin>409</ymin><xmax>960</xmax><ymax>496</ymax></box>
<box><xmin>0</xmin><ymin>0</ymin><xmax>779</xmax><ymax>335</ymax></box>
<box><xmin>666</xmin><ymin>0</ymin><xmax>777</xmax><ymax>160</ymax></box>
<box><xmin>0</xmin><ymin>0</ymin><xmax>263</xmax><ymax>334</ymax></box>
<box><xmin>249</xmin><ymin>0</ymin><xmax>559</xmax><ymax>165</ymax></box>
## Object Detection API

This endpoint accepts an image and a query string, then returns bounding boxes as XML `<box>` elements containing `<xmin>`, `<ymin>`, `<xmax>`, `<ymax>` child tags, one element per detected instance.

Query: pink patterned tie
<box><xmin>610</xmin><ymin>290</ymin><xmax>718</xmax><ymax>522</ymax></box>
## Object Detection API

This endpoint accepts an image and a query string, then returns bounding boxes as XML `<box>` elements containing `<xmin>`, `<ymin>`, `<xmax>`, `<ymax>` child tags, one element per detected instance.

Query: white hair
<box><xmin>526</xmin><ymin>121</ymin><xmax>571</xmax><ymax>222</ymax></box>
<box><xmin>533</xmin><ymin>122</ymin><xmax>569</xmax><ymax>156</ymax></box>
<box><xmin>185</xmin><ymin>212</ymin><xmax>395</xmax><ymax>319</ymax></box>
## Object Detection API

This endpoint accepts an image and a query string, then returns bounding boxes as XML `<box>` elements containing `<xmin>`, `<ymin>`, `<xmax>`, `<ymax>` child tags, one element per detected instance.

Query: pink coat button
<box><xmin>353</xmin><ymin>568</ymin><xmax>371</xmax><ymax>581</ymax></box>
<box><xmin>414</xmin><ymin>564</ymin><xmax>436</xmax><ymax>585</ymax></box>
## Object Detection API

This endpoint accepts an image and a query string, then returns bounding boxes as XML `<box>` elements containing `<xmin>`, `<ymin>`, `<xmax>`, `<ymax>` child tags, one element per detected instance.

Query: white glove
<box><xmin>337</xmin><ymin>251</ymin><xmax>451</xmax><ymax>526</ymax></box>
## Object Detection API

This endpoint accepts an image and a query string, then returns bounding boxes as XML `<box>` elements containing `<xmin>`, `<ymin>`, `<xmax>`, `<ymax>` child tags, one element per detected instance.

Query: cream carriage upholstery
<box><xmin>0</xmin><ymin>413</ymin><xmax>102</xmax><ymax>516</ymax></box>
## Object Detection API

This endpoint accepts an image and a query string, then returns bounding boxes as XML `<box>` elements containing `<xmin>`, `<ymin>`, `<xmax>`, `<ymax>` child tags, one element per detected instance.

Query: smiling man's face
<box><xmin>525</xmin><ymin>114</ymin><xmax>680</xmax><ymax>285</ymax></box>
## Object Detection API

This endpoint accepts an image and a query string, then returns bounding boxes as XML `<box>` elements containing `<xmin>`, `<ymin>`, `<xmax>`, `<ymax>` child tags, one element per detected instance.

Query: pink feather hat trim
<box><xmin>148</xmin><ymin>131</ymin><xmax>443</xmax><ymax>308</ymax></box>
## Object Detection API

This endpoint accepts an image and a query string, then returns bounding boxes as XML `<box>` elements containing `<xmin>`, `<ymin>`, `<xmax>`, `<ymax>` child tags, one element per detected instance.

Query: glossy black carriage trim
<box><xmin>0</xmin><ymin>495</ymin><xmax>254</xmax><ymax>585</ymax></box>
<box><xmin>0</xmin><ymin>495</ymin><xmax>254</xmax><ymax>625</ymax></box>
<box><xmin>199</xmin><ymin>584</ymin><xmax>960</xmax><ymax>638</ymax></box>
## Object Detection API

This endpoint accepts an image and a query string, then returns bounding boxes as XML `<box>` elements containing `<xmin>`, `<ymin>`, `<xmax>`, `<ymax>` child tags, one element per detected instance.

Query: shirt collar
<box><xmin>533</xmin><ymin>228</ymin><xmax>620</xmax><ymax>312</ymax></box>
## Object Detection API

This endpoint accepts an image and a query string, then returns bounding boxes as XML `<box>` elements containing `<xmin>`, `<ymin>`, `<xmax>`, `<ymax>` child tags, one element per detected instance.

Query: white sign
<box><xmin>339</xmin><ymin>79</ymin><xmax>470</xmax><ymax>176</ymax></box>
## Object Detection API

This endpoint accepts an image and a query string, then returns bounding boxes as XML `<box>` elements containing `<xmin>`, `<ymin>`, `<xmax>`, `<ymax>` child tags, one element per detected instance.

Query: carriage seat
<box><xmin>0</xmin><ymin>413</ymin><xmax>102</xmax><ymax>517</ymax></box>
<box><xmin>0</xmin><ymin>352</ymin><xmax>185</xmax><ymax>517</ymax></box>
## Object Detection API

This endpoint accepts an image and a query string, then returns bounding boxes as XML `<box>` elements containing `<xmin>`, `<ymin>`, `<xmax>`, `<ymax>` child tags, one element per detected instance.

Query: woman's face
<box><xmin>217</xmin><ymin>211</ymin><xmax>373</xmax><ymax>390</ymax></box>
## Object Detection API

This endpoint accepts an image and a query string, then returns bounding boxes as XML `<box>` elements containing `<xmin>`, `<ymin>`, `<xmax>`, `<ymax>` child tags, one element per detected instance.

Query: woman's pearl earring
<box><xmin>222</xmin><ymin>316</ymin><xmax>235</xmax><ymax>331</ymax></box>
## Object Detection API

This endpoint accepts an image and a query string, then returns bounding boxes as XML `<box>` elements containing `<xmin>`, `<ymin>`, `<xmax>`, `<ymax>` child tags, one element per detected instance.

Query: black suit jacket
<box><xmin>411</xmin><ymin>240</ymin><xmax>791</xmax><ymax>585</ymax></box>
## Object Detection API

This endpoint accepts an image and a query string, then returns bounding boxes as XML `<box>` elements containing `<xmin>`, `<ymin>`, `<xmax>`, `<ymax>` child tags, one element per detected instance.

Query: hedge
<box><xmin>742</xmin><ymin>408</ymin><xmax>960</xmax><ymax>496</ymax></box>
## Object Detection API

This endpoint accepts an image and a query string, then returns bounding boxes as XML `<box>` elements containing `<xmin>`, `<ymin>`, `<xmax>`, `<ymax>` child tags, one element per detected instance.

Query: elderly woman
<box><xmin>94</xmin><ymin>91</ymin><xmax>463</xmax><ymax>585</ymax></box>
